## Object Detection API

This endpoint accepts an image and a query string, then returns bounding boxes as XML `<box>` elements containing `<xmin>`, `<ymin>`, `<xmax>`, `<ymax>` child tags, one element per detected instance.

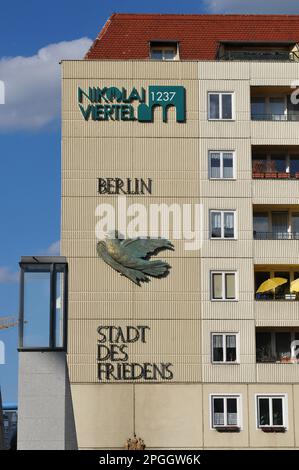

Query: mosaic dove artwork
<box><xmin>96</xmin><ymin>231</ymin><xmax>174</xmax><ymax>286</ymax></box>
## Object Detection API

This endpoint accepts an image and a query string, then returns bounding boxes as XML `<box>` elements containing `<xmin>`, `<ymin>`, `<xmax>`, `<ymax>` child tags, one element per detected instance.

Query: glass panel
<box><xmin>227</xmin><ymin>398</ymin><xmax>238</xmax><ymax>425</ymax></box>
<box><xmin>223</xmin><ymin>152</ymin><xmax>234</xmax><ymax>178</ymax></box>
<box><xmin>251</xmin><ymin>97</ymin><xmax>266</xmax><ymax>118</ymax></box>
<box><xmin>271</xmin><ymin>155</ymin><xmax>286</xmax><ymax>172</ymax></box>
<box><xmin>222</xmin><ymin>94</ymin><xmax>232</xmax><ymax>119</ymax></box>
<box><xmin>272</xmin><ymin>399</ymin><xmax>283</xmax><ymax>426</ymax></box>
<box><xmin>287</xmin><ymin>95</ymin><xmax>299</xmax><ymax>119</ymax></box>
<box><xmin>211</xmin><ymin>212</ymin><xmax>222</xmax><ymax>238</ymax></box>
<box><xmin>253</xmin><ymin>212</ymin><xmax>269</xmax><ymax>239</ymax></box>
<box><xmin>209</xmin><ymin>94</ymin><xmax>220</xmax><ymax>119</ymax></box>
<box><xmin>255</xmin><ymin>271</ymin><xmax>271</xmax><ymax>299</ymax></box>
<box><xmin>213</xmin><ymin>398</ymin><xmax>224</xmax><ymax>426</ymax></box>
<box><xmin>259</xmin><ymin>398</ymin><xmax>270</xmax><ymax>426</ymax></box>
<box><xmin>292</xmin><ymin>213</ymin><xmax>299</xmax><ymax>238</ymax></box>
<box><xmin>163</xmin><ymin>49</ymin><xmax>176</xmax><ymax>60</ymax></box>
<box><xmin>256</xmin><ymin>332</ymin><xmax>272</xmax><ymax>362</ymax></box>
<box><xmin>272</xmin><ymin>212</ymin><xmax>288</xmax><ymax>239</ymax></box>
<box><xmin>55</xmin><ymin>270</ymin><xmax>64</xmax><ymax>348</ymax></box>
<box><xmin>224</xmin><ymin>212</ymin><xmax>235</xmax><ymax>238</ymax></box>
<box><xmin>212</xmin><ymin>273</ymin><xmax>223</xmax><ymax>299</ymax></box>
<box><xmin>252</xmin><ymin>156</ymin><xmax>267</xmax><ymax>173</ymax></box>
<box><xmin>23</xmin><ymin>268</ymin><xmax>50</xmax><ymax>348</ymax></box>
<box><xmin>210</xmin><ymin>152</ymin><xmax>221</xmax><ymax>178</ymax></box>
<box><xmin>290</xmin><ymin>156</ymin><xmax>299</xmax><ymax>175</ymax></box>
<box><xmin>226</xmin><ymin>335</ymin><xmax>237</xmax><ymax>362</ymax></box>
<box><xmin>275</xmin><ymin>332</ymin><xmax>291</xmax><ymax>361</ymax></box>
<box><xmin>151</xmin><ymin>49</ymin><xmax>163</xmax><ymax>60</ymax></box>
<box><xmin>269</xmin><ymin>97</ymin><xmax>286</xmax><ymax>120</ymax></box>
<box><xmin>225</xmin><ymin>273</ymin><xmax>236</xmax><ymax>299</ymax></box>
<box><xmin>274</xmin><ymin>271</ymin><xmax>290</xmax><ymax>297</ymax></box>
<box><xmin>213</xmin><ymin>335</ymin><xmax>223</xmax><ymax>361</ymax></box>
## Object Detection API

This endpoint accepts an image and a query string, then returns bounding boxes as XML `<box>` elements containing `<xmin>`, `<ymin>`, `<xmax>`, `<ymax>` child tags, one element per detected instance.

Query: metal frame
<box><xmin>18</xmin><ymin>257</ymin><xmax>68</xmax><ymax>352</ymax></box>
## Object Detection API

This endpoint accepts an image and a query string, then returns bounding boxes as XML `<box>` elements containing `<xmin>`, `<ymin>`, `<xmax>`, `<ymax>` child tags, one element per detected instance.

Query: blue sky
<box><xmin>1</xmin><ymin>0</ymin><xmax>299</xmax><ymax>404</ymax></box>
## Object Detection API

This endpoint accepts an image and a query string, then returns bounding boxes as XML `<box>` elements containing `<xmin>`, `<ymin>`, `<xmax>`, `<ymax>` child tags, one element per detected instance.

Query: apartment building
<box><xmin>17</xmin><ymin>14</ymin><xmax>299</xmax><ymax>449</ymax></box>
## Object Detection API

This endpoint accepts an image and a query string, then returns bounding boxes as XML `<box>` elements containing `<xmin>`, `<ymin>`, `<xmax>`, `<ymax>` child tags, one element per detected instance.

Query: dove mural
<box><xmin>96</xmin><ymin>231</ymin><xmax>174</xmax><ymax>286</ymax></box>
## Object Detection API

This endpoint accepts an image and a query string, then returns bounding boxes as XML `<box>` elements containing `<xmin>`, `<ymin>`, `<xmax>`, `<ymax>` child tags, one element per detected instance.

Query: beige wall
<box><xmin>71</xmin><ymin>383</ymin><xmax>299</xmax><ymax>449</ymax></box>
<box><xmin>62</xmin><ymin>60</ymin><xmax>299</xmax><ymax>449</ymax></box>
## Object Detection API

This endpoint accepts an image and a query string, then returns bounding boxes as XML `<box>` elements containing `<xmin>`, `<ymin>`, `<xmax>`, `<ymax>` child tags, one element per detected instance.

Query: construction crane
<box><xmin>0</xmin><ymin>317</ymin><xmax>18</xmax><ymax>331</ymax></box>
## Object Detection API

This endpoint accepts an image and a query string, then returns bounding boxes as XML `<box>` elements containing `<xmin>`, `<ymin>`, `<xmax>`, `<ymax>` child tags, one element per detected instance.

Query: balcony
<box><xmin>218</xmin><ymin>41</ymin><xmax>299</xmax><ymax>62</ymax></box>
<box><xmin>253</xmin><ymin>207</ymin><xmax>299</xmax><ymax>239</ymax></box>
<box><xmin>220</xmin><ymin>51</ymin><xmax>298</xmax><ymax>62</ymax></box>
<box><xmin>255</xmin><ymin>267</ymin><xmax>299</xmax><ymax>301</ymax></box>
<box><xmin>251</xmin><ymin>87</ymin><xmax>299</xmax><ymax>123</ymax></box>
<box><xmin>252</xmin><ymin>146</ymin><xmax>299</xmax><ymax>180</ymax></box>
<box><xmin>256</xmin><ymin>329</ymin><xmax>299</xmax><ymax>364</ymax></box>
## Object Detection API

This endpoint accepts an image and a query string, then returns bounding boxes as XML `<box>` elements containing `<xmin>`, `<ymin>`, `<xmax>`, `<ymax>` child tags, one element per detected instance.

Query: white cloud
<box><xmin>44</xmin><ymin>240</ymin><xmax>60</xmax><ymax>256</ymax></box>
<box><xmin>0</xmin><ymin>37</ymin><xmax>92</xmax><ymax>131</ymax></box>
<box><xmin>0</xmin><ymin>267</ymin><xmax>19</xmax><ymax>283</ymax></box>
<box><xmin>206</xmin><ymin>0</ymin><xmax>299</xmax><ymax>13</ymax></box>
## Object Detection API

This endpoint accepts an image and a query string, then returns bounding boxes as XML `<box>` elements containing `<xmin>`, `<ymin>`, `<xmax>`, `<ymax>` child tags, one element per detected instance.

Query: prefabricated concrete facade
<box><xmin>61</xmin><ymin>60</ymin><xmax>299</xmax><ymax>449</ymax></box>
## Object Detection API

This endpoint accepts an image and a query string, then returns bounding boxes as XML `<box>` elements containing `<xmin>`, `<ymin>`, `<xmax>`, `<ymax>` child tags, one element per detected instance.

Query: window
<box><xmin>211</xmin><ymin>271</ymin><xmax>237</xmax><ymax>301</ymax></box>
<box><xmin>19</xmin><ymin>257</ymin><xmax>68</xmax><ymax>350</ymax></box>
<box><xmin>212</xmin><ymin>333</ymin><xmax>238</xmax><ymax>363</ymax></box>
<box><xmin>209</xmin><ymin>151</ymin><xmax>234</xmax><ymax>179</ymax></box>
<box><xmin>208</xmin><ymin>92</ymin><xmax>234</xmax><ymax>120</ymax></box>
<box><xmin>211</xmin><ymin>395</ymin><xmax>240</xmax><ymax>428</ymax></box>
<box><xmin>210</xmin><ymin>210</ymin><xmax>236</xmax><ymax>239</ymax></box>
<box><xmin>257</xmin><ymin>396</ymin><xmax>286</xmax><ymax>428</ymax></box>
<box><xmin>150</xmin><ymin>42</ymin><xmax>178</xmax><ymax>61</ymax></box>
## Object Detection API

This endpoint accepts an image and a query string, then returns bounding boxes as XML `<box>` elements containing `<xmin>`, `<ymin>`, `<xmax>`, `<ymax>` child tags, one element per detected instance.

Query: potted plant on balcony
<box><xmin>277</xmin><ymin>172</ymin><xmax>289</xmax><ymax>179</ymax></box>
<box><xmin>279</xmin><ymin>353</ymin><xmax>291</xmax><ymax>363</ymax></box>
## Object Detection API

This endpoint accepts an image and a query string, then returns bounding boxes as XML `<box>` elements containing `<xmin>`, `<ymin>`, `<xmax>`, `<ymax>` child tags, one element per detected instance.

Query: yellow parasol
<box><xmin>256</xmin><ymin>277</ymin><xmax>288</xmax><ymax>295</ymax></box>
<box><xmin>290</xmin><ymin>278</ymin><xmax>299</xmax><ymax>293</ymax></box>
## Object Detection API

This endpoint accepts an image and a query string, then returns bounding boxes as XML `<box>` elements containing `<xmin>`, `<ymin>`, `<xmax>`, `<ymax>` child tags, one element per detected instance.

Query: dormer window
<box><xmin>150</xmin><ymin>41</ymin><xmax>179</xmax><ymax>61</ymax></box>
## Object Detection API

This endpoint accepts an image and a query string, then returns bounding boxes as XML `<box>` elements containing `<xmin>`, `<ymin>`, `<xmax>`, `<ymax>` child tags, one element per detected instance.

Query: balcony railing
<box><xmin>220</xmin><ymin>51</ymin><xmax>298</xmax><ymax>62</ymax></box>
<box><xmin>251</xmin><ymin>113</ymin><xmax>299</xmax><ymax>121</ymax></box>
<box><xmin>255</xmin><ymin>293</ymin><xmax>299</xmax><ymax>301</ymax></box>
<box><xmin>254</xmin><ymin>231</ymin><xmax>299</xmax><ymax>240</ymax></box>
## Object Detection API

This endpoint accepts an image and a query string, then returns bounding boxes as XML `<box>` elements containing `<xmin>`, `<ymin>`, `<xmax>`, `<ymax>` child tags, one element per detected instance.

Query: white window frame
<box><xmin>150</xmin><ymin>45</ymin><xmax>179</xmax><ymax>61</ymax></box>
<box><xmin>211</xmin><ymin>332</ymin><xmax>240</xmax><ymax>363</ymax></box>
<box><xmin>208</xmin><ymin>92</ymin><xmax>235</xmax><ymax>121</ymax></box>
<box><xmin>210</xmin><ymin>271</ymin><xmax>238</xmax><ymax>301</ymax></box>
<box><xmin>255</xmin><ymin>394</ymin><xmax>288</xmax><ymax>429</ymax></box>
<box><xmin>208</xmin><ymin>150</ymin><xmax>236</xmax><ymax>180</ymax></box>
<box><xmin>210</xmin><ymin>394</ymin><xmax>242</xmax><ymax>429</ymax></box>
<box><xmin>210</xmin><ymin>210</ymin><xmax>237</xmax><ymax>240</ymax></box>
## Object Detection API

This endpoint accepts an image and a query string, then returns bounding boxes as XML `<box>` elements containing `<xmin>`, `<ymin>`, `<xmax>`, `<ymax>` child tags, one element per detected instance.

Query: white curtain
<box><xmin>226</xmin><ymin>335</ymin><xmax>236</xmax><ymax>348</ymax></box>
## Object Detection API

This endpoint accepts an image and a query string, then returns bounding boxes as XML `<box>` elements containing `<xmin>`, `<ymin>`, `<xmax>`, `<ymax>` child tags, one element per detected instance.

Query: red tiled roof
<box><xmin>85</xmin><ymin>13</ymin><xmax>299</xmax><ymax>60</ymax></box>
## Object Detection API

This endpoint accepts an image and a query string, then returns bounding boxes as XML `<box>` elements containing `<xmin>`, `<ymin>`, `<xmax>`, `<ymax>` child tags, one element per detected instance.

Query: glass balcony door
<box><xmin>292</xmin><ymin>213</ymin><xmax>299</xmax><ymax>239</ymax></box>
<box><xmin>251</xmin><ymin>96</ymin><xmax>287</xmax><ymax>120</ymax></box>
<box><xmin>269</xmin><ymin>97</ymin><xmax>286</xmax><ymax>121</ymax></box>
<box><xmin>272</xmin><ymin>212</ymin><xmax>288</xmax><ymax>239</ymax></box>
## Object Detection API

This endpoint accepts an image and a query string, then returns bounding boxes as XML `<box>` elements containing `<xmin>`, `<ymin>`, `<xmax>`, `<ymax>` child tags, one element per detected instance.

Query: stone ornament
<box><xmin>125</xmin><ymin>434</ymin><xmax>146</xmax><ymax>450</ymax></box>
